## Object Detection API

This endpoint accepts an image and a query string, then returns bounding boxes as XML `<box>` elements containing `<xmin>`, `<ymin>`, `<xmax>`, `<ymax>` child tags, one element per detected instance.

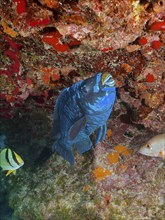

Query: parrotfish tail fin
<box><xmin>52</xmin><ymin>141</ymin><xmax>74</xmax><ymax>165</ymax></box>
<box><xmin>95</xmin><ymin>124</ymin><xmax>107</xmax><ymax>145</ymax></box>
<box><xmin>6</xmin><ymin>169</ymin><xmax>16</xmax><ymax>176</ymax></box>
<box><xmin>74</xmin><ymin>137</ymin><xmax>93</xmax><ymax>155</ymax></box>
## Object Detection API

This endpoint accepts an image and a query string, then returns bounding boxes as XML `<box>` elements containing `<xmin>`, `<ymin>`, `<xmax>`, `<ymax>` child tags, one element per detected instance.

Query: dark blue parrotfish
<box><xmin>52</xmin><ymin>73</ymin><xmax>116</xmax><ymax>165</ymax></box>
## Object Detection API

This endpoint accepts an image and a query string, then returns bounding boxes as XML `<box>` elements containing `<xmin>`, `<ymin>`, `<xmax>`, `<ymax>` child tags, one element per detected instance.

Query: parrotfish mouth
<box><xmin>102</xmin><ymin>73</ymin><xmax>115</xmax><ymax>87</ymax></box>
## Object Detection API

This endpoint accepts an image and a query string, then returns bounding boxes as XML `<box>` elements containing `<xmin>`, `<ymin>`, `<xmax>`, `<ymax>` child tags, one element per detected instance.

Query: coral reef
<box><xmin>0</xmin><ymin>111</ymin><xmax>164</xmax><ymax>220</ymax></box>
<box><xmin>0</xmin><ymin>0</ymin><xmax>164</xmax><ymax>131</ymax></box>
<box><xmin>0</xmin><ymin>0</ymin><xmax>165</xmax><ymax>219</ymax></box>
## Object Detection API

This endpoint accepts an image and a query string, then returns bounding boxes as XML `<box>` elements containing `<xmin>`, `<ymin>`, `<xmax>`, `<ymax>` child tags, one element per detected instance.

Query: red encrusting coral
<box><xmin>138</xmin><ymin>37</ymin><xmax>148</xmax><ymax>45</ymax></box>
<box><xmin>26</xmin><ymin>17</ymin><xmax>51</xmax><ymax>27</ymax></box>
<box><xmin>150</xmin><ymin>20</ymin><xmax>165</xmax><ymax>31</ymax></box>
<box><xmin>3</xmin><ymin>50</ymin><xmax>20</xmax><ymax>75</ymax></box>
<box><xmin>151</xmin><ymin>40</ymin><xmax>163</xmax><ymax>49</ymax></box>
<box><xmin>102</xmin><ymin>47</ymin><xmax>114</xmax><ymax>52</ymax></box>
<box><xmin>41</xmin><ymin>67</ymin><xmax>61</xmax><ymax>85</ymax></box>
<box><xmin>4</xmin><ymin>36</ymin><xmax>22</xmax><ymax>51</ymax></box>
<box><xmin>13</xmin><ymin>0</ymin><xmax>51</xmax><ymax>28</ymax></box>
<box><xmin>12</xmin><ymin>87</ymin><xmax>20</xmax><ymax>95</ymax></box>
<box><xmin>13</xmin><ymin>0</ymin><xmax>26</xmax><ymax>15</ymax></box>
<box><xmin>68</xmin><ymin>37</ymin><xmax>81</xmax><ymax>46</ymax></box>
<box><xmin>42</xmin><ymin>31</ymin><xmax>69</xmax><ymax>52</ymax></box>
<box><xmin>42</xmin><ymin>31</ymin><xmax>81</xmax><ymax>52</ymax></box>
<box><xmin>0</xmin><ymin>37</ymin><xmax>21</xmax><ymax>76</ymax></box>
<box><xmin>146</xmin><ymin>73</ymin><xmax>155</xmax><ymax>83</ymax></box>
<box><xmin>26</xmin><ymin>78</ymin><xmax>33</xmax><ymax>86</ymax></box>
<box><xmin>0</xmin><ymin>36</ymin><xmax>36</xmax><ymax>118</ymax></box>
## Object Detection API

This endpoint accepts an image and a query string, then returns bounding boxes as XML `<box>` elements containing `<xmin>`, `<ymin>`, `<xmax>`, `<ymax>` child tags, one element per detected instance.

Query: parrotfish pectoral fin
<box><xmin>69</xmin><ymin>116</ymin><xmax>86</xmax><ymax>140</ymax></box>
<box><xmin>52</xmin><ymin>141</ymin><xmax>74</xmax><ymax>165</ymax></box>
<box><xmin>95</xmin><ymin>124</ymin><xmax>107</xmax><ymax>145</ymax></box>
<box><xmin>74</xmin><ymin>137</ymin><xmax>93</xmax><ymax>155</ymax></box>
<box><xmin>6</xmin><ymin>169</ymin><xmax>16</xmax><ymax>176</ymax></box>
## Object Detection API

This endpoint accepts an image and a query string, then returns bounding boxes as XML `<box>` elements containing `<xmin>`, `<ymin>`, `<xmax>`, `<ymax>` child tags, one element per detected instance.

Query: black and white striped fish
<box><xmin>0</xmin><ymin>148</ymin><xmax>24</xmax><ymax>176</ymax></box>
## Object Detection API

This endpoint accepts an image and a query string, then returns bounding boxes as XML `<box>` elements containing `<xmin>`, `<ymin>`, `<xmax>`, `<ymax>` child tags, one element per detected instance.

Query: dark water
<box><xmin>0</xmin><ymin>193</ymin><xmax>14</xmax><ymax>220</ymax></box>
<box><xmin>0</xmin><ymin>108</ymin><xmax>53</xmax><ymax>220</ymax></box>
